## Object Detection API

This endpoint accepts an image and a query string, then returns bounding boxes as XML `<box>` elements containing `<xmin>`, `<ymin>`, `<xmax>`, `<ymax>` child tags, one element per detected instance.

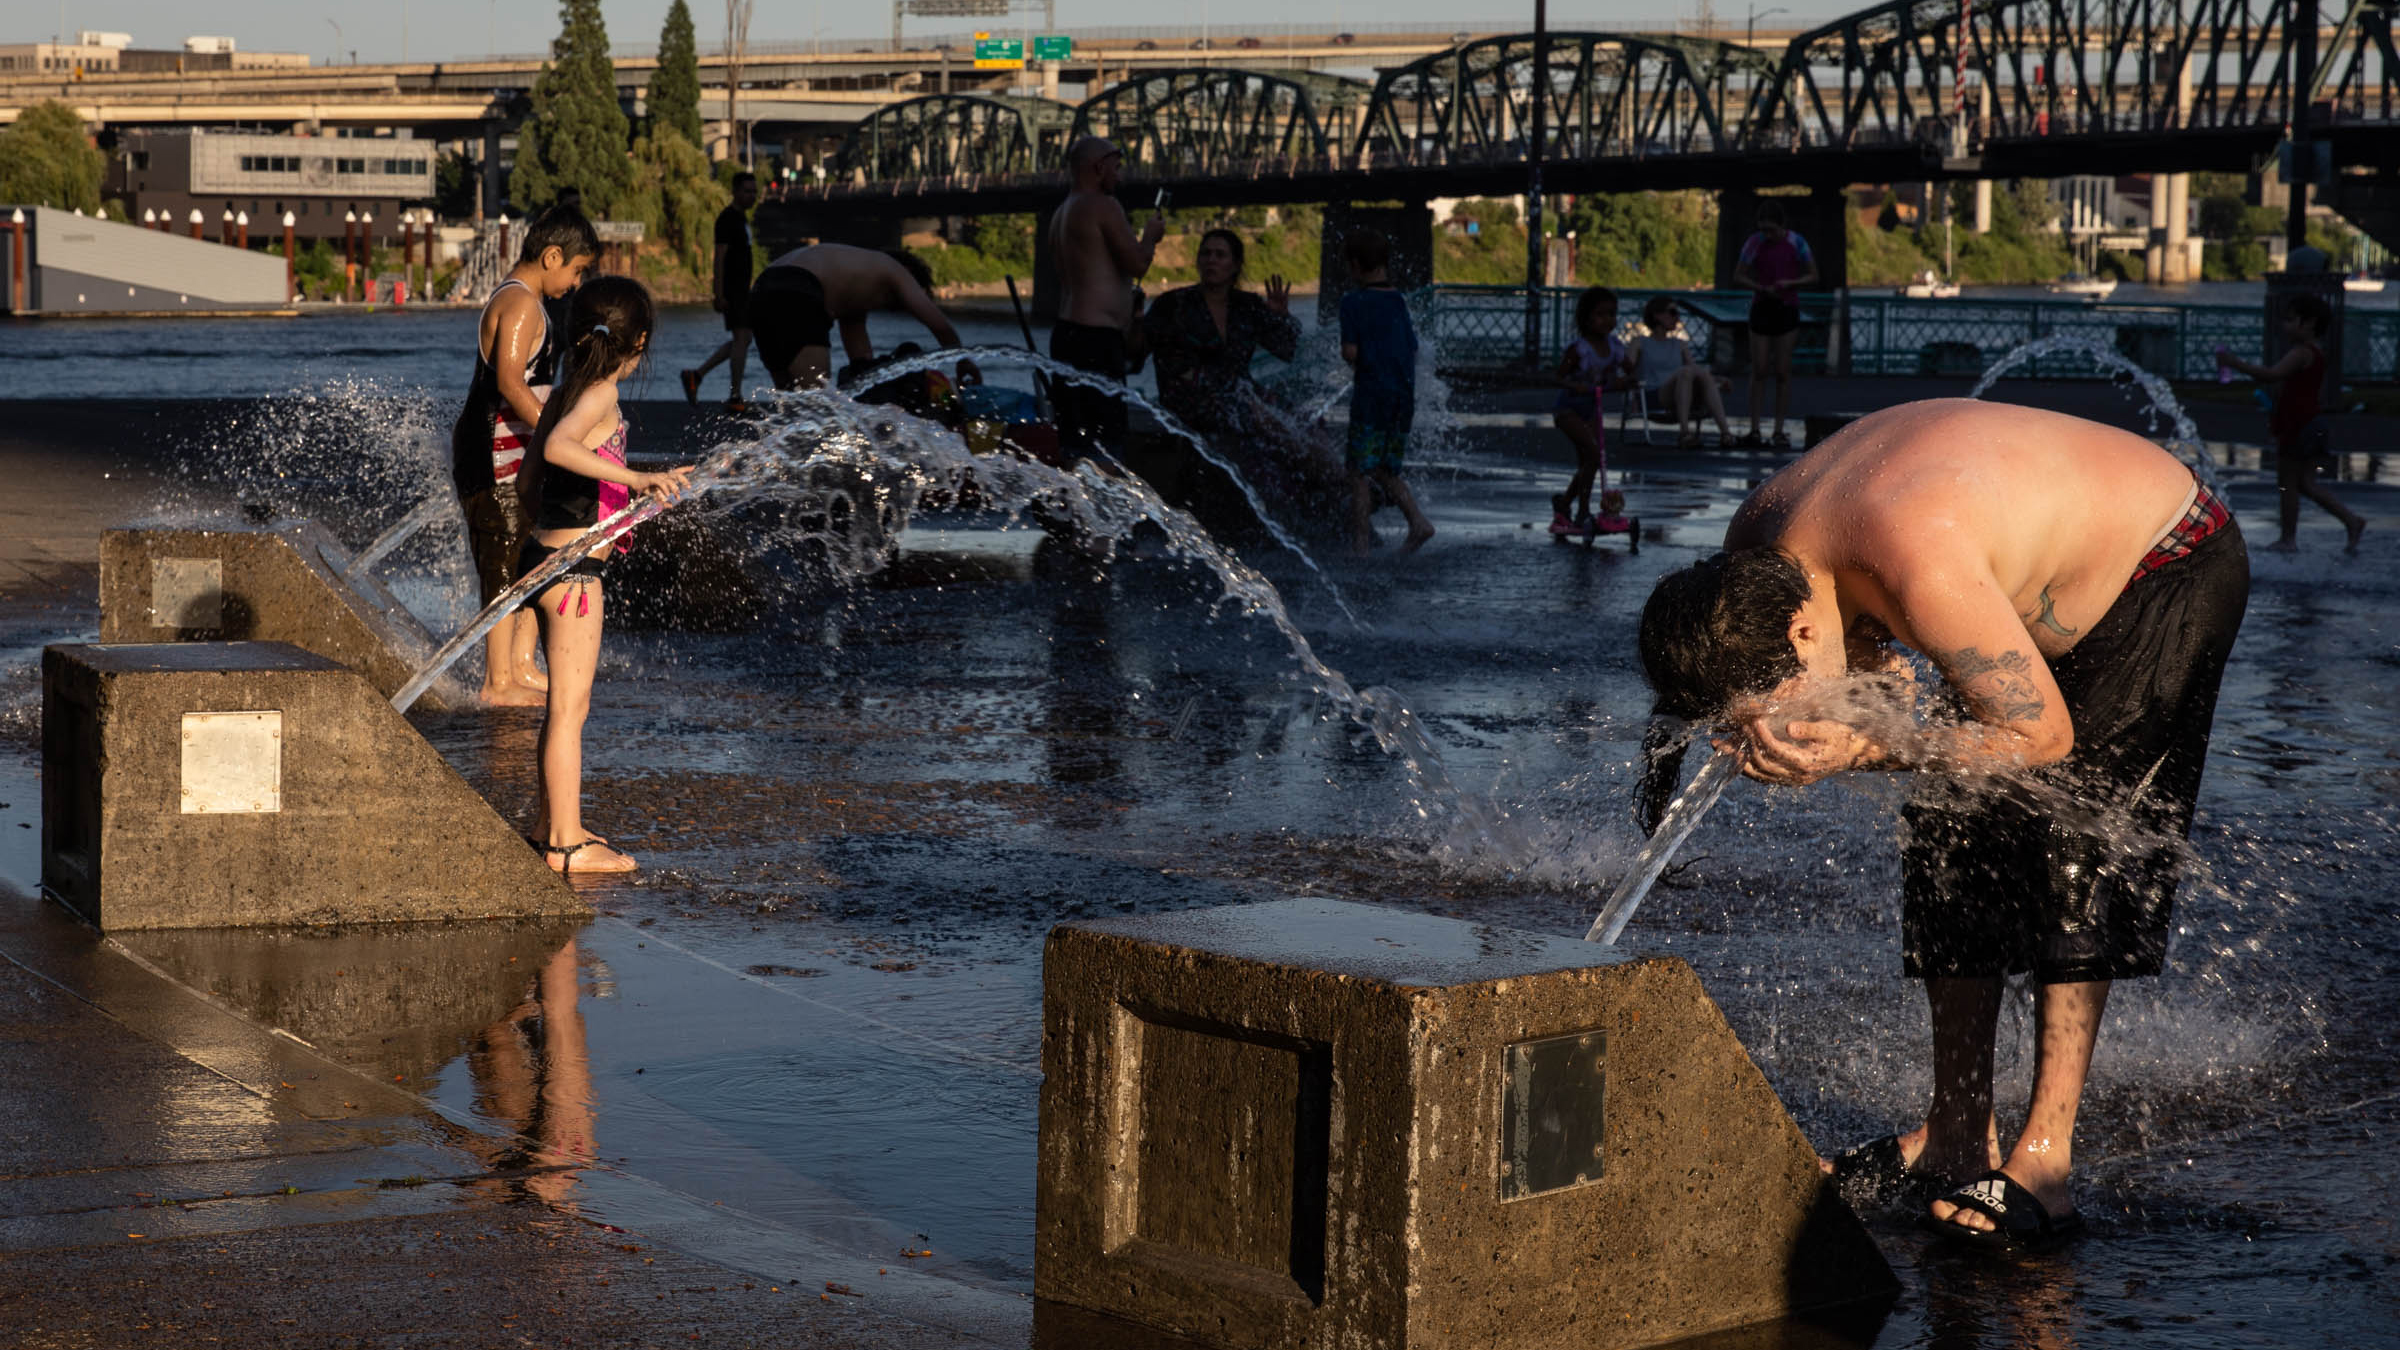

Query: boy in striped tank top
<box><xmin>452</xmin><ymin>207</ymin><xmax>599</xmax><ymax>706</ymax></box>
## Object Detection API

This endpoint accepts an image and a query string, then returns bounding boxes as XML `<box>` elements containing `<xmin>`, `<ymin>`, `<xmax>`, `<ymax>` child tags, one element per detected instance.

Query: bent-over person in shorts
<box><xmin>1637</xmin><ymin>399</ymin><xmax>2249</xmax><ymax>1253</ymax></box>
<box><xmin>746</xmin><ymin>243</ymin><xmax>977</xmax><ymax>391</ymax></box>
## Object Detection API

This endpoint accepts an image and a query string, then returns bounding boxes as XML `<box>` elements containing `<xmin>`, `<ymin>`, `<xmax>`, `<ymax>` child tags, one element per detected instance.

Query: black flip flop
<box><xmin>1830</xmin><ymin>1135</ymin><xmax>1909</xmax><ymax>1207</ymax></box>
<box><xmin>1925</xmin><ymin>1169</ymin><xmax>2086</xmax><ymax>1253</ymax></box>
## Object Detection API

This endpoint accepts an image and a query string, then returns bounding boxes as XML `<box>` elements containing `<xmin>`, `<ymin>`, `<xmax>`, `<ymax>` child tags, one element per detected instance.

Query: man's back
<box><xmin>1733</xmin><ymin>400</ymin><xmax>2199</xmax><ymax>652</ymax></box>
<box><xmin>766</xmin><ymin>243</ymin><xmax>891</xmax><ymax>318</ymax></box>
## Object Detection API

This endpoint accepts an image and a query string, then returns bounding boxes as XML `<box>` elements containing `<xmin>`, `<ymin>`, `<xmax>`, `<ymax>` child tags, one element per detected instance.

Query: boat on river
<box><xmin>1901</xmin><ymin>270</ymin><xmax>1961</xmax><ymax>298</ymax></box>
<box><xmin>2048</xmin><ymin>275</ymin><xmax>2119</xmax><ymax>299</ymax></box>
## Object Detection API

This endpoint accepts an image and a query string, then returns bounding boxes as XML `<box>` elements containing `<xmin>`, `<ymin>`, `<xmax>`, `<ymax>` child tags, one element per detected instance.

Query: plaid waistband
<box><xmin>2129</xmin><ymin>479</ymin><xmax>2230</xmax><ymax>584</ymax></box>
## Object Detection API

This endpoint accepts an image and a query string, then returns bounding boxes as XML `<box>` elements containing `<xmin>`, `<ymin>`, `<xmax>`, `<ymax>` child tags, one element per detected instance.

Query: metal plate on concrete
<box><xmin>180</xmin><ymin>711</ymin><xmax>282</xmax><ymax>814</ymax></box>
<box><xmin>1499</xmin><ymin>1029</ymin><xmax>1606</xmax><ymax>1202</ymax></box>
<box><xmin>152</xmin><ymin>558</ymin><xmax>223</xmax><ymax>628</ymax></box>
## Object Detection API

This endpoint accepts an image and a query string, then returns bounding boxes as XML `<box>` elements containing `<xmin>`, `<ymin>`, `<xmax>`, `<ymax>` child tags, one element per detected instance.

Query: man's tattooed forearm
<box><xmin>1938</xmin><ymin>646</ymin><xmax>2047</xmax><ymax>722</ymax></box>
<box><xmin>2022</xmin><ymin>586</ymin><xmax>2078</xmax><ymax>637</ymax></box>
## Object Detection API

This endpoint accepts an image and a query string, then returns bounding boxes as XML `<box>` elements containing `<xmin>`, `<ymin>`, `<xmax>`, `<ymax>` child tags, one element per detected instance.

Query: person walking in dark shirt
<box><xmin>1336</xmin><ymin>229</ymin><xmax>1434</xmax><ymax>556</ymax></box>
<box><xmin>681</xmin><ymin>171</ymin><xmax>760</xmax><ymax>411</ymax></box>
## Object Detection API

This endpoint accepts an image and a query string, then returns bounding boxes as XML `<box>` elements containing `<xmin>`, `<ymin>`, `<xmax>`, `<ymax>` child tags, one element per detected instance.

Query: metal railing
<box><xmin>1425</xmin><ymin>285</ymin><xmax>2400</xmax><ymax>384</ymax></box>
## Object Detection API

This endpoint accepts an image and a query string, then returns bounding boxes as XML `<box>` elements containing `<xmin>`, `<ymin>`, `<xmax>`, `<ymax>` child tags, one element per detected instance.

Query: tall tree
<box><xmin>0</xmin><ymin>102</ymin><xmax>106</xmax><ymax>213</ymax></box>
<box><xmin>510</xmin><ymin>0</ymin><xmax>632</xmax><ymax>215</ymax></box>
<box><xmin>652</xmin><ymin>0</ymin><xmax>705</xmax><ymax>150</ymax></box>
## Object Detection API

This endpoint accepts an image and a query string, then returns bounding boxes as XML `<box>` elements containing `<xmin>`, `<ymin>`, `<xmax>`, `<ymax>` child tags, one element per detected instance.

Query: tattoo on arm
<box><xmin>1938</xmin><ymin>645</ymin><xmax>2048</xmax><ymax>723</ymax></box>
<box><xmin>2022</xmin><ymin>586</ymin><xmax>2079</xmax><ymax>638</ymax></box>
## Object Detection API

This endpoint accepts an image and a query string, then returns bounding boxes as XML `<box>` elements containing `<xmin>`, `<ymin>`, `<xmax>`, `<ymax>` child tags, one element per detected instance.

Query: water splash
<box><xmin>866</xmin><ymin>346</ymin><xmax>1358</xmax><ymax>626</ymax></box>
<box><xmin>1968</xmin><ymin>333</ymin><xmax>2220</xmax><ymax>489</ymax></box>
<box><xmin>390</xmin><ymin>385</ymin><xmax>1528</xmax><ymax>857</ymax></box>
<box><xmin>1584</xmin><ymin>747</ymin><xmax>1740</xmax><ymax>944</ymax></box>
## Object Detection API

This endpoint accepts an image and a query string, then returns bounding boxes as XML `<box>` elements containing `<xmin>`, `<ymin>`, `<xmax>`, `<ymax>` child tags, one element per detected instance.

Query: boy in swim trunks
<box><xmin>451</xmin><ymin>206</ymin><xmax>598</xmax><ymax>706</ymax></box>
<box><xmin>1636</xmin><ymin>400</ymin><xmax>2249</xmax><ymax>1252</ymax></box>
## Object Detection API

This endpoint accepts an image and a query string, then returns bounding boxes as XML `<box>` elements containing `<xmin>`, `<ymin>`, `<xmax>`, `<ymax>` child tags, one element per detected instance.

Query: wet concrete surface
<box><xmin>2</xmin><ymin>373</ymin><xmax>2398</xmax><ymax>1346</ymax></box>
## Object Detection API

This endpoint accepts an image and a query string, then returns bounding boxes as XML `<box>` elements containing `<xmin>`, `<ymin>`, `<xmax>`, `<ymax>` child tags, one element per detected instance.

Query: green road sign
<box><xmin>1033</xmin><ymin>35</ymin><xmax>1072</xmax><ymax>61</ymax></box>
<box><xmin>973</xmin><ymin>33</ymin><xmax>1024</xmax><ymax>69</ymax></box>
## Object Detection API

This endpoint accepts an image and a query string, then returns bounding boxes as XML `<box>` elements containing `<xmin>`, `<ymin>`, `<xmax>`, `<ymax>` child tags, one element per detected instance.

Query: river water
<box><xmin>1</xmin><ymin>315</ymin><xmax>2393</xmax><ymax>1346</ymax></box>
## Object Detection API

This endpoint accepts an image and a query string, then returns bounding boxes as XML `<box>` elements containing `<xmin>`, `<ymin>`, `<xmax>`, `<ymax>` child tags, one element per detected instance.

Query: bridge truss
<box><xmin>806</xmin><ymin>0</ymin><xmax>2396</xmax><ymax>206</ymax></box>
<box><xmin>1747</xmin><ymin>0</ymin><xmax>2400</xmax><ymax>155</ymax></box>
<box><xmin>1071</xmin><ymin>70</ymin><xmax>1372</xmax><ymax>178</ymax></box>
<box><xmin>1356</xmin><ymin>33</ymin><xmax>1770</xmax><ymax>168</ymax></box>
<box><xmin>836</xmin><ymin>94</ymin><xmax>1073</xmax><ymax>182</ymax></box>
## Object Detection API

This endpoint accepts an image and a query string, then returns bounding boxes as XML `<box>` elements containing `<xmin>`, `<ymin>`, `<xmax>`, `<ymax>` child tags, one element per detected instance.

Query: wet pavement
<box><xmin>2</xmin><ymin>363</ymin><xmax>2397</xmax><ymax>1347</ymax></box>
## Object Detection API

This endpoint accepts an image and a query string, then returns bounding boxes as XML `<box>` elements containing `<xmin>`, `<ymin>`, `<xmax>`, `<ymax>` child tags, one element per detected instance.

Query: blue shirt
<box><xmin>1339</xmin><ymin>287</ymin><xmax>1418</xmax><ymax>430</ymax></box>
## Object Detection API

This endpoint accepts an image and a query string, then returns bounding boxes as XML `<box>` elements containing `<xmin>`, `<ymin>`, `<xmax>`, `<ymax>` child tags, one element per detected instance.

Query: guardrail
<box><xmin>1425</xmin><ymin>285</ymin><xmax>2400</xmax><ymax>385</ymax></box>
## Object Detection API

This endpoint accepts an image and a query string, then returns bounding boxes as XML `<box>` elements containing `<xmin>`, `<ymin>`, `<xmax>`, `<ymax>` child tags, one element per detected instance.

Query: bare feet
<box><xmin>479</xmin><ymin>683</ymin><xmax>548</xmax><ymax>708</ymax></box>
<box><xmin>542</xmin><ymin>836</ymin><xmax>637</xmax><ymax>874</ymax></box>
<box><xmin>1399</xmin><ymin>523</ymin><xmax>1435</xmax><ymax>555</ymax></box>
<box><xmin>2346</xmin><ymin>519</ymin><xmax>2367</xmax><ymax>554</ymax></box>
<box><xmin>514</xmin><ymin>669</ymin><xmax>551</xmax><ymax>695</ymax></box>
<box><xmin>2264</xmin><ymin>538</ymin><xmax>2301</xmax><ymax>553</ymax></box>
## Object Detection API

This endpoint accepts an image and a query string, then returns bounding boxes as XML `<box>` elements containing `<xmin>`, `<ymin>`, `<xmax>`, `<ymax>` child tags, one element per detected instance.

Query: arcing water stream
<box><xmin>388</xmin><ymin>376</ymin><xmax>1527</xmax><ymax>858</ymax></box>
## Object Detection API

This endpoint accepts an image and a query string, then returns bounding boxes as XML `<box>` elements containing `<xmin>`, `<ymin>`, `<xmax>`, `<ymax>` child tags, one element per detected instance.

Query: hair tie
<box><xmin>590</xmin><ymin>322</ymin><xmax>611</xmax><ymax>337</ymax></box>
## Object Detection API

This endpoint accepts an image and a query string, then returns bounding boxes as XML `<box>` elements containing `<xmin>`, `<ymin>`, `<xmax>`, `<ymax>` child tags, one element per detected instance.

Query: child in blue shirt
<box><xmin>1338</xmin><ymin>229</ymin><xmax>1435</xmax><ymax>557</ymax></box>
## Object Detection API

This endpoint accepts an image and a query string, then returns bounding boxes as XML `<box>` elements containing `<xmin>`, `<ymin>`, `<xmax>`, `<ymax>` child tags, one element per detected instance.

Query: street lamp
<box><xmin>1746</xmin><ymin>5</ymin><xmax>1789</xmax><ymax>49</ymax></box>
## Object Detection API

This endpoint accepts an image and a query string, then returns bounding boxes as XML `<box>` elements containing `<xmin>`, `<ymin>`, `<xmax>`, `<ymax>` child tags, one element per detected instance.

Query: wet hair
<box><xmin>1200</xmin><ymin>228</ymin><xmax>1246</xmax><ymax>282</ymax></box>
<box><xmin>518</xmin><ymin>275</ymin><xmax>656</xmax><ymax>529</ymax></box>
<box><xmin>1637</xmin><ymin>547</ymin><xmax>1813</xmax><ymax>722</ymax></box>
<box><xmin>1342</xmin><ymin>227</ymin><xmax>1391</xmax><ymax>274</ymax></box>
<box><xmin>2286</xmin><ymin>293</ymin><xmax>2331</xmax><ymax>336</ymax></box>
<box><xmin>1755</xmin><ymin>199</ymin><xmax>1788</xmax><ymax>229</ymax></box>
<box><xmin>519</xmin><ymin>205</ymin><xmax>601</xmax><ymax>265</ymax></box>
<box><xmin>1642</xmin><ymin>293</ymin><xmax>1679</xmax><ymax>328</ymax></box>
<box><xmin>885</xmin><ymin>246</ymin><xmax>936</xmax><ymax>297</ymax></box>
<box><xmin>1573</xmin><ymin>286</ymin><xmax>1618</xmax><ymax>339</ymax></box>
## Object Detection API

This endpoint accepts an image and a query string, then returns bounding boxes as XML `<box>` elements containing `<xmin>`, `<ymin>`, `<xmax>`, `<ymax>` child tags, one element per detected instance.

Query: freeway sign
<box><xmin>973</xmin><ymin>32</ymin><xmax>1024</xmax><ymax>69</ymax></box>
<box><xmin>1032</xmin><ymin>34</ymin><xmax>1071</xmax><ymax>61</ymax></box>
<box><xmin>904</xmin><ymin>0</ymin><xmax>1009</xmax><ymax>14</ymax></box>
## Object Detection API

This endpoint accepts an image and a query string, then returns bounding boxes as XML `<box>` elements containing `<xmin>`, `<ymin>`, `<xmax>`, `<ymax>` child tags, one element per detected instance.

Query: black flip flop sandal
<box><xmin>1925</xmin><ymin>1169</ymin><xmax>2086</xmax><ymax>1253</ymax></box>
<box><xmin>1830</xmin><ymin>1135</ymin><xmax>1911</xmax><ymax>1207</ymax></box>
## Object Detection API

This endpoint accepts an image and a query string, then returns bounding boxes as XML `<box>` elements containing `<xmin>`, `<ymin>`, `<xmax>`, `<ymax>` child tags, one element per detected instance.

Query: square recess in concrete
<box><xmin>151</xmin><ymin>557</ymin><xmax>223</xmax><ymax>629</ymax></box>
<box><xmin>1037</xmin><ymin>898</ymin><xmax>1892</xmax><ymax>1350</ymax></box>
<box><xmin>179</xmin><ymin>710</ymin><xmax>282</xmax><ymax>814</ymax></box>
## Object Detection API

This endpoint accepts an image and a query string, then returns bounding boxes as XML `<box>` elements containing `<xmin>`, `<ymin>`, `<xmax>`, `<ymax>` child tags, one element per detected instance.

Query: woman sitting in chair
<box><xmin>1632</xmin><ymin>294</ymin><xmax>1733</xmax><ymax>448</ymax></box>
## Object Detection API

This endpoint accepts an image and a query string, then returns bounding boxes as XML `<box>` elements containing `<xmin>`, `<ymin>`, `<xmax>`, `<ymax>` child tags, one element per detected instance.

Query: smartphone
<box><xmin>1153</xmin><ymin>189</ymin><xmax>1172</xmax><ymax>212</ymax></box>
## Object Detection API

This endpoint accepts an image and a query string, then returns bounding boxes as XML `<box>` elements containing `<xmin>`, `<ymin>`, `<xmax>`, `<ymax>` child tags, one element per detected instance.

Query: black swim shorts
<box><xmin>1901</xmin><ymin>512</ymin><xmax>2249</xmax><ymax>984</ymax></box>
<box><xmin>464</xmin><ymin>481</ymin><xmax>528</xmax><ymax>607</ymax></box>
<box><xmin>749</xmin><ymin>266</ymin><xmax>833</xmax><ymax>388</ymax></box>
<box><xmin>1049</xmin><ymin>319</ymin><xmax>1129</xmax><ymax>457</ymax></box>
<box><xmin>1748</xmin><ymin>295</ymin><xmax>1801</xmax><ymax>339</ymax></box>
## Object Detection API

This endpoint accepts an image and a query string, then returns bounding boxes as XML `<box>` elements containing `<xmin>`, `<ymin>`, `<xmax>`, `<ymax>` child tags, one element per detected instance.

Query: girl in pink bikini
<box><xmin>515</xmin><ymin>276</ymin><xmax>694</xmax><ymax>874</ymax></box>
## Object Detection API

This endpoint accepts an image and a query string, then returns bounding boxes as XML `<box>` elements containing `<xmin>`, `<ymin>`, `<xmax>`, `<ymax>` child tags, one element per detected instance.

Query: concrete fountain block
<box><xmin>1035</xmin><ymin>898</ymin><xmax>1893</xmax><ymax>1350</ymax></box>
<box><xmin>42</xmin><ymin>641</ymin><xmax>582</xmax><ymax>931</ymax></box>
<box><xmin>99</xmin><ymin>522</ymin><xmax>462</xmax><ymax>712</ymax></box>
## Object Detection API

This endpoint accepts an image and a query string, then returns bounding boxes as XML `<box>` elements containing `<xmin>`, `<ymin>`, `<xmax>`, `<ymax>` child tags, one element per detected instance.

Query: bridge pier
<box><xmin>1031</xmin><ymin>205</ymin><xmax>1060</xmax><ymax>325</ymax></box>
<box><xmin>480</xmin><ymin>120</ymin><xmax>507</xmax><ymax>221</ymax></box>
<box><xmin>2145</xmin><ymin>173</ymin><xmax>2196</xmax><ymax>286</ymax></box>
<box><xmin>1319</xmin><ymin>202</ymin><xmax>1435</xmax><ymax>321</ymax></box>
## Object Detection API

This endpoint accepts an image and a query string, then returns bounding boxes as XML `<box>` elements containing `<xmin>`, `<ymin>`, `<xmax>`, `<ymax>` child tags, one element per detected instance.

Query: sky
<box><xmin>32</xmin><ymin>1</ymin><xmax>1844</xmax><ymax>65</ymax></box>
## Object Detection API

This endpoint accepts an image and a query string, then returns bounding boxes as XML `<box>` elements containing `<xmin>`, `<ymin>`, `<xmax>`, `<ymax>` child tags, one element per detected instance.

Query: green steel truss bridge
<box><xmin>804</xmin><ymin>0</ymin><xmax>2398</xmax><ymax>214</ymax></box>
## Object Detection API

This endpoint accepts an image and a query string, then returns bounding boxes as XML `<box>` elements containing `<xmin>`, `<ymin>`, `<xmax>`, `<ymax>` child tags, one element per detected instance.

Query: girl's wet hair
<box><xmin>1637</xmin><ymin>546</ymin><xmax>1812</xmax><ymax>722</ymax></box>
<box><xmin>519</xmin><ymin>275</ymin><xmax>655</xmax><ymax>527</ymax></box>
<box><xmin>1200</xmin><ymin>228</ymin><xmax>1246</xmax><ymax>282</ymax></box>
<box><xmin>1574</xmin><ymin>286</ymin><xmax>1618</xmax><ymax>338</ymax></box>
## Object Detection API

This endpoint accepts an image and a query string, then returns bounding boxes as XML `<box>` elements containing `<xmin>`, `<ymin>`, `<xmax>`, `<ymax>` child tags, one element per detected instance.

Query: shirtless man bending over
<box><xmin>747</xmin><ymin>242</ymin><xmax>976</xmax><ymax>390</ymax></box>
<box><xmin>1637</xmin><ymin>399</ymin><xmax>2249</xmax><ymax>1252</ymax></box>
<box><xmin>1047</xmin><ymin>136</ymin><xmax>1164</xmax><ymax>457</ymax></box>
